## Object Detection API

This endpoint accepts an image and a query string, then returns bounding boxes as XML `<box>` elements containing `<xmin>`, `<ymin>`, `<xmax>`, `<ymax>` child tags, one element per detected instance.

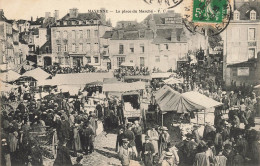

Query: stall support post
<box><xmin>197</xmin><ymin>112</ymin><xmax>198</xmax><ymax>124</ymax></box>
<box><xmin>162</xmin><ymin>113</ymin><xmax>163</xmax><ymax>126</ymax></box>
<box><xmin>204</xmin><ymin>109</ymin><xmax>206</xmax><ymax>124</ymax></box>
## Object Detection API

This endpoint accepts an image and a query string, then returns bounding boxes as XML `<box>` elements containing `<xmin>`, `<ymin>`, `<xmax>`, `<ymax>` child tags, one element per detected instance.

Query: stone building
<box><xmin>222</xmin><ymin>0</ymin><xmax>260</xmax><ymax>86</ymax></box>
<box><xmin>50</xmin><ymin>8</ymin><xmax>112</xmax><ymax>67</ymax></box>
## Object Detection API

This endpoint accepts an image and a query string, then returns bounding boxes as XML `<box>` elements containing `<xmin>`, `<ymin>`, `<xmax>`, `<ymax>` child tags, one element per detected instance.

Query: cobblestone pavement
<box><xmin>44</xmin><ymin>132</ymin><xmax>122</xmax><ymax>166</ymax></box>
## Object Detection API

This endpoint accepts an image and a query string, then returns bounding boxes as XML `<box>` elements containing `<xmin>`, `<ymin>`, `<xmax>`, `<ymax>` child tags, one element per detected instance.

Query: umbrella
<box><xmin>120</xmin><ymin>62</ymin><xmax>135</xmax><ymax>67</ymax></box>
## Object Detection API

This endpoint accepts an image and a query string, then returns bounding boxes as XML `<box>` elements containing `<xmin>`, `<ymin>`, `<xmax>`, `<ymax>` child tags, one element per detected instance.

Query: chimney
<box><xmin>171</xmin><ymin>29</ymin><xmax>177</xmax><ymax>42</ymax></box>
<box><xmin>118</xmin><ymin>30</ymin><xmax>124</xmax><ymax>39</ymax></box>
<box><xmin>69</xmin><ymin>8</ymin><xmax>78</xmax><ymax>18</ymax></box>
<box><xmin>100</xmin><ymin>8</ymin><xmax>106</xmax><ymax>25</ymax></box>
<box><xmin>31</xmin><ymin>16</ymin><xmax>33</xmax><ymax>22</ymax></box>
<box><xmin>54</xmin><ymin>10</ymin><xmax>59</xmax><ymax>21</ymax></box>
<box><xmin>0</xmin><ymin>9</ymin><xmax>4</xmax><ymax>17</ymax></box>
<box><xmin>45</xmin><ymin>12</ymin><xmax>50</xmax><ymax>19</ymax></box>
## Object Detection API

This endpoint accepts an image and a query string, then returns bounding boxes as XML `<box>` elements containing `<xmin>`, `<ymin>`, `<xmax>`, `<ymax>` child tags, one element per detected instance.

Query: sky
<box><xmin>0</xmin><ymin>0</ymin><xmax>186</xmax><ymax>26</ymax></box>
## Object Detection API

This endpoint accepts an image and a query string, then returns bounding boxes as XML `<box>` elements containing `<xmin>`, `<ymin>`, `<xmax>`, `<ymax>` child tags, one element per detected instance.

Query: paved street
<box><xmin>44</xmin><ymin>132</ymin><xmax>122</xmax><ymax>166</ymax></box>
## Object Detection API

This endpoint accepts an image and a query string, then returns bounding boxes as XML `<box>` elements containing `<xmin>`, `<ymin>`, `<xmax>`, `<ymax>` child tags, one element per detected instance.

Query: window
<box><xmin>234</xmin><ymin>10</ymin><xmax>240</xmax><ymax>20</ymax></box>
<box><xmin>79</xmin><ymin>30</ymin><xmax>83</xmax><ymax>38</ymax></box>
<box><xmin>57</xmin><ymin>44</ymin><xmax>61</xmax><ymax>52</ymax></box>
<box><xmin>140</xmin><ymin>44</ymin><xmax>144</xmax><ymax>53</ymax></box>
<box><xmin>119</xmin><ymin>44</ymin><xmax>124</xmax><ymax>54</ymax></box>
<box><xmin>46</xmin><ymin>46</ymin><xmax>49</xmax><ymax>53</ymax></box>
<box><xmin>65</xmin><ymin>57</ymin><xmax>69</xmax><ymax>65</ymax></box>
<box><xmin>63</xmin><ymin>31</ymin><xmax>68</xmax><ymax>39</ymax></box>
<box><xmin>87</xmin><ymin>30</ymin><xmax>90</xmax><ymax>38</ymax></box>
<box><xmin>165</xmin><ymin>44</ymin><xmax>169</xmax><ymax>50</ymax></box>
<box><xmin>250</xmin><ymin>10</ymin><xmax>256</xmax><ymax>20</ymax></box>
<box><xmin>63</xmin><ymin>44</ymin><xmax>69</xmax><ymax>52</ymax></box>
<box><xmin>129</xmin><ymin>43</ymin><xmax>134</xmax><ymax>53</ymax></box>
<box><xmin>94</xmin><ymin>57</ymin><xmax>99</xmax><ymax>63</ymax></box>
<box><xmin>72</xmin><ymin>30</ymin><xmax>76</xmax><ymax>39</ymax></box>
<box><xmin>165</xmin><ymin>17</ymin><xmax>175</xmax><ymax>24</ymax></box>
<box><xmin>140</xmin><ymin>57</ymin><xmax>145</xmax><ymax>67</ymax></box>
<box><xmin>56</xmin><ymin>31</ymin><xmax>60</xmax><ymax>38</ymax></box>
<box><xmin>231</xmin><ymin>47</ymin><xmax>239</xmax><ymax>62</ymax></box>
<box><xmin>232</xmin><ymin>27</ymin><xmax>240</xmax><ymax>41</ymax></box>
<box><xmin>86</xmin><ymin>57</ymin><xmax>91</xmax><ymax>63</ymax></box>
<box><xmin>79</xmin><ymin>43</ymin><xmax>83</xmax><ymax>52</ymax></box>
<box><xmin>117</xmin><ymin>57</ymin><xmax>125</xmax><ymax>67</ymax></box>
<box><xmin>94</xmin><ymin>30</ymin><xmax>98</xmax><ymax>37</ymax></box>
<box><xmin>72</xmin><ymin>43</ymin><xmax>76</xmax><ymax>52</ymax></box>
<box><xmin>86</xmin><ymin>43</ymin><xmax>91</xmax><ymax>52</ymax></box>
<box><xmin>248</xmin><ymin>48</ymin><xmax>256</xmax><ymax>59</ymax></box>
<box><xmin>155</xmin><ymin>56</ymin><xmax>160</xmax><ymax>62</ymax></box>
<box><xmin>248</xmin><ymin>28</ymin><xmax>256</xmax><ymax>41</ymax></box>
<box><xmin>94</xmin><ymin>43</ymin><xmax>99</xmax><ymax>52</ymax></box>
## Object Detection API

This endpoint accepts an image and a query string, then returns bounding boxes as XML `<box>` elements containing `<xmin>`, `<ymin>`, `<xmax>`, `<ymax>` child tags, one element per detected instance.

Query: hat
<box><xmin>145</xmin><ymin>135</ymin><xmax>150</xmax><ymax>140</ymax></box>
<box><xmin>162</xmin><ymin>126</ymin><xmax>168</xmax><ymax>131</ymax></box>
<box><xmin>122</xmin><ymin>138</ymin><xmax>129</xmax><ymax>143</ymax></box>
<box><xmin>165</xmin><ymin>152</ymin><xmax>173</xmax><ymax>157</ymax></box>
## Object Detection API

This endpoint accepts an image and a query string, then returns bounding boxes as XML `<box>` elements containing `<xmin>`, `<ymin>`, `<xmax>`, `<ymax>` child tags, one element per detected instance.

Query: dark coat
<box><xmin>53</xmin><ymin>145</ymin><xmax>72</xmax><ymax>166</ymax></box>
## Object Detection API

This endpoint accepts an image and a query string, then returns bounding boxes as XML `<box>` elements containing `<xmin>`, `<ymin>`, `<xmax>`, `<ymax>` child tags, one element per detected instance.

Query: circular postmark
<box><xmin>182</xmin><ymin>0</ymin><xmax>232</xmax><ymax>36</ymax></box>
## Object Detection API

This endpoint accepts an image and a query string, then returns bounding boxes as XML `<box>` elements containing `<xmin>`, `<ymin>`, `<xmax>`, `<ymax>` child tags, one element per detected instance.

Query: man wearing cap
<box><xmin>118</xmin><ymin>139</ymin><xmax>131</xmax><ymax>166</ymax></box>
<box><xmin>161</xmin><ymin>152</ymin><xmax>174</xmax><ymax>166</ymax></box>
<box><xmin>142</xmin><ymin>135</ymin><xmax>155</xmax><ymax>166</ymax></box>
<box><xmin>123</xmin><ymin>123</ymin><xmax>138</xmax><ymax>158</ymax></box>
<box><xmin>132</xmin><ymin>120</ymin><xmax>143</xmax><ymax>156</ymax></box>
<box><xmin>159</xmin><ymin>127</ymin><xmax>170</xmax><ymax>156</ymax></box>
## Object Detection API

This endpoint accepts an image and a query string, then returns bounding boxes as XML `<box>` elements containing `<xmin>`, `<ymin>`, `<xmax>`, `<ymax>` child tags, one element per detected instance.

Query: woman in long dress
<box><xmin>147</xmin><ymin>127</ymin><xmax>159</xmax><ymax>154</ymax></box>
<box><xmin>73</xmin><ymin>124</ymin><xmax>82</xmax><ymax>152</ymax></box>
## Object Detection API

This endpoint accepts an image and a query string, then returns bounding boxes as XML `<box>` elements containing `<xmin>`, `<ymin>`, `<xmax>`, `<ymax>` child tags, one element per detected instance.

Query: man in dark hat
<box><xmin>53</xmin><ymin>140</ymin><xmax>72</xmax><ymax>166</ymax></box>
<box><xmin>142</xmin><ymin>135</ymin><xmax>155</xmax><ymax>166</ymax></box>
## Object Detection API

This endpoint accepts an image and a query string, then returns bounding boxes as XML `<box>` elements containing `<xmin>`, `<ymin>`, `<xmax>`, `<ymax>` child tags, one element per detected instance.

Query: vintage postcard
<box><xmin>0</xmin><ymin>0</ymin><xmax>260</xmax><ymax>165</ymax></box>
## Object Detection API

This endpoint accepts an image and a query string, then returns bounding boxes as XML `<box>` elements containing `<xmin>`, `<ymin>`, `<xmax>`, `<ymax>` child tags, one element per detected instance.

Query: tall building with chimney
<box><xmin>222</xmin><ymin>0</ymin><xmax>260</xmax><ymax>86</ymax></box>
<box><xmin>49</xmin><ymin>8</ymin><xmax>112</xmax><ymax>67</ymax></box>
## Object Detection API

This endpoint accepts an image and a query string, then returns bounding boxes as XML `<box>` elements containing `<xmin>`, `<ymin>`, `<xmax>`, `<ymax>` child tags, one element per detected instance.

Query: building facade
<box><xmin>50</xmin><ymin>8</ymin><xmax>112</xmax><ymax>67</ymax></box>
<box><xmin>223</xmin><ymin>0</ymin><xmax>260</xmax><ymax>86</ymax></box>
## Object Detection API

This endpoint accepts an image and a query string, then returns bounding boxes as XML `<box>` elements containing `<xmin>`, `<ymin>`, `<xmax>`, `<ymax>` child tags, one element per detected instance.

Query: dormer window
<box><xmin>250</xmin><ymin>10</ymin><xmax>256</xmax><ymax>20</ymax></box>
<box><xmin>234</xmin><ymin>10</ymin><xmax>240</xmax><ymax>20</ymax></box>
<box><xmin>78</xmin><ymin>20</ymin><xmax>82</xmax><ymax>25</ymax></box>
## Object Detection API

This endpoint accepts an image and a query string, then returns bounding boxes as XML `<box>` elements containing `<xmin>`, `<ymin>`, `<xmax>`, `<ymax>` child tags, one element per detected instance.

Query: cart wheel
<box><xmin>1</xmin><ymin>104</ymin><xmax>14</xmax><ymax>113</ymax></box>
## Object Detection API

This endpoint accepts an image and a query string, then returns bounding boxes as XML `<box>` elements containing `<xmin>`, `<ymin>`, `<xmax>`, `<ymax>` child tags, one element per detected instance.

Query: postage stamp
<box><xmin>181</xmin><ymin>0</ymin><xmax>231</xmax><ymax>36</ymax></box>
<box><xmin>192</xmin><ymin>0</ymin><xmax>228</xmax><ymax>23</ymax></box>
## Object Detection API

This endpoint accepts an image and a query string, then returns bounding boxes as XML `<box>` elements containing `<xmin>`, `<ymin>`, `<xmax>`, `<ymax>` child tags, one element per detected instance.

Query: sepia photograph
<box><xmin>0</xmin><ymin>0</ymin><xmax>260</xmax><ymax>165</ymax></box>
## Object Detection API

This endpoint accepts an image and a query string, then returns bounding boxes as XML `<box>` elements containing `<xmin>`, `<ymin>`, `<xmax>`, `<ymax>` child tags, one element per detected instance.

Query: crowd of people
<box><xmin>1</xmin><ymin>84</ymin><xmax>129</xmax><ymax>166</ymax></box>
<box><xmin>43</xmin><ymin>64</ymin><xmax>107</xmax><ymax>76</ymax></box>
<box><xmin>1</xmin><ymin>60</ymin><xmax>260</xmax><ymax>166</ymax></box>
<box><xmin>115</xmin><ymin>91</ymin><xmax>260</xmax><ymax>166</ymax></box>
<box><xmin>114</xmin><ymin>66</ymin><xmax>150</xmax><ymax>79</ymax></box>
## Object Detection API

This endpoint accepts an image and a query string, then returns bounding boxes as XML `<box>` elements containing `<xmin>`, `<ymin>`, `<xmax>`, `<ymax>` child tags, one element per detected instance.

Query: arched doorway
<box><xmin>43</xmin><ymin>56</ymin><xmax>52</xmax><ymax>67</ymax></box>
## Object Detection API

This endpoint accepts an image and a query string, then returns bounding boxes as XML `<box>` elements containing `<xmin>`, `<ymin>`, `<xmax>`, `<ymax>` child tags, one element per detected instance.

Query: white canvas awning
<box><xmin>0</xmin><ymin>70</ymin><xmax>21</xmax><ymax>82</ymax></box>
<box><xmin>22</xmin><ymin>68</ymin><xmax>50</xmax><ymax>81</ymax></box>
<box><xmin>103</xmin><ymin>81</ymin><xmax>145</xmax><ymax>92</ymax></box>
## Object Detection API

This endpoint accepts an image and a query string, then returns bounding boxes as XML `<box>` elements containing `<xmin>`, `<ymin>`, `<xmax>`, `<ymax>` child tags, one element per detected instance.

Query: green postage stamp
<box><xmin>192</xmin><ymin>0</ymin><xmax>228</xmax><ymax>23</ymax></box>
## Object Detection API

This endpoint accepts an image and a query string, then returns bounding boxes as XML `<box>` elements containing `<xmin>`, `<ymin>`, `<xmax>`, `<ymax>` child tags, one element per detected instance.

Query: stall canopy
<box><xmin>151</xmin><ymin>72</ymin><xmax>174</xmax><ymax>79</ymax></box>
<box><xmin>38</xmin><ymin>72</ymin><xmax>113</xmax><ymax>86</ymax></box>
<box><xmin>103</xmin><ymin>81</ymin><xmax>145</xmax><ymax>92</ymax></box>
<box><xmin>22</xmin><ymin>68</ymin><xmax>50</xmax><ymax>81</ymax></box>
<box><xmin>154</xmin><ymin>85</ymin><xmax>223</xmax><ymax>113</ymax></box>
<box><xmin>182</xmin><ymin>91</ymin><xmax>223</xmax><ymax>109</ymax></box>
<box><xmin>254</xmin><ymin>84</ymin><xmax>260</xmax><ymax>89</ymax></box>
<box><xmin>124</xmin><ymin>75</ymin><xmax>152</xmax><ymax>81</ymax></box>
<box><xmin>0</xmin><ymin>81</ymin><xmax>18</xmax><ymax>92</ymax></box>
<box><xmin>0</xmin><ymin>70</ymin><xmax>21</xmax><ymax>82</ymax></box>
<box><xmin>120</xmin><ymin>62</ymin><xmax>135</xmax><ymax>67</ymax></box>
<box><xmin>163</xmin><ymin>77</ymin><xmax>183</xmax><ymax>84</ymax></box>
